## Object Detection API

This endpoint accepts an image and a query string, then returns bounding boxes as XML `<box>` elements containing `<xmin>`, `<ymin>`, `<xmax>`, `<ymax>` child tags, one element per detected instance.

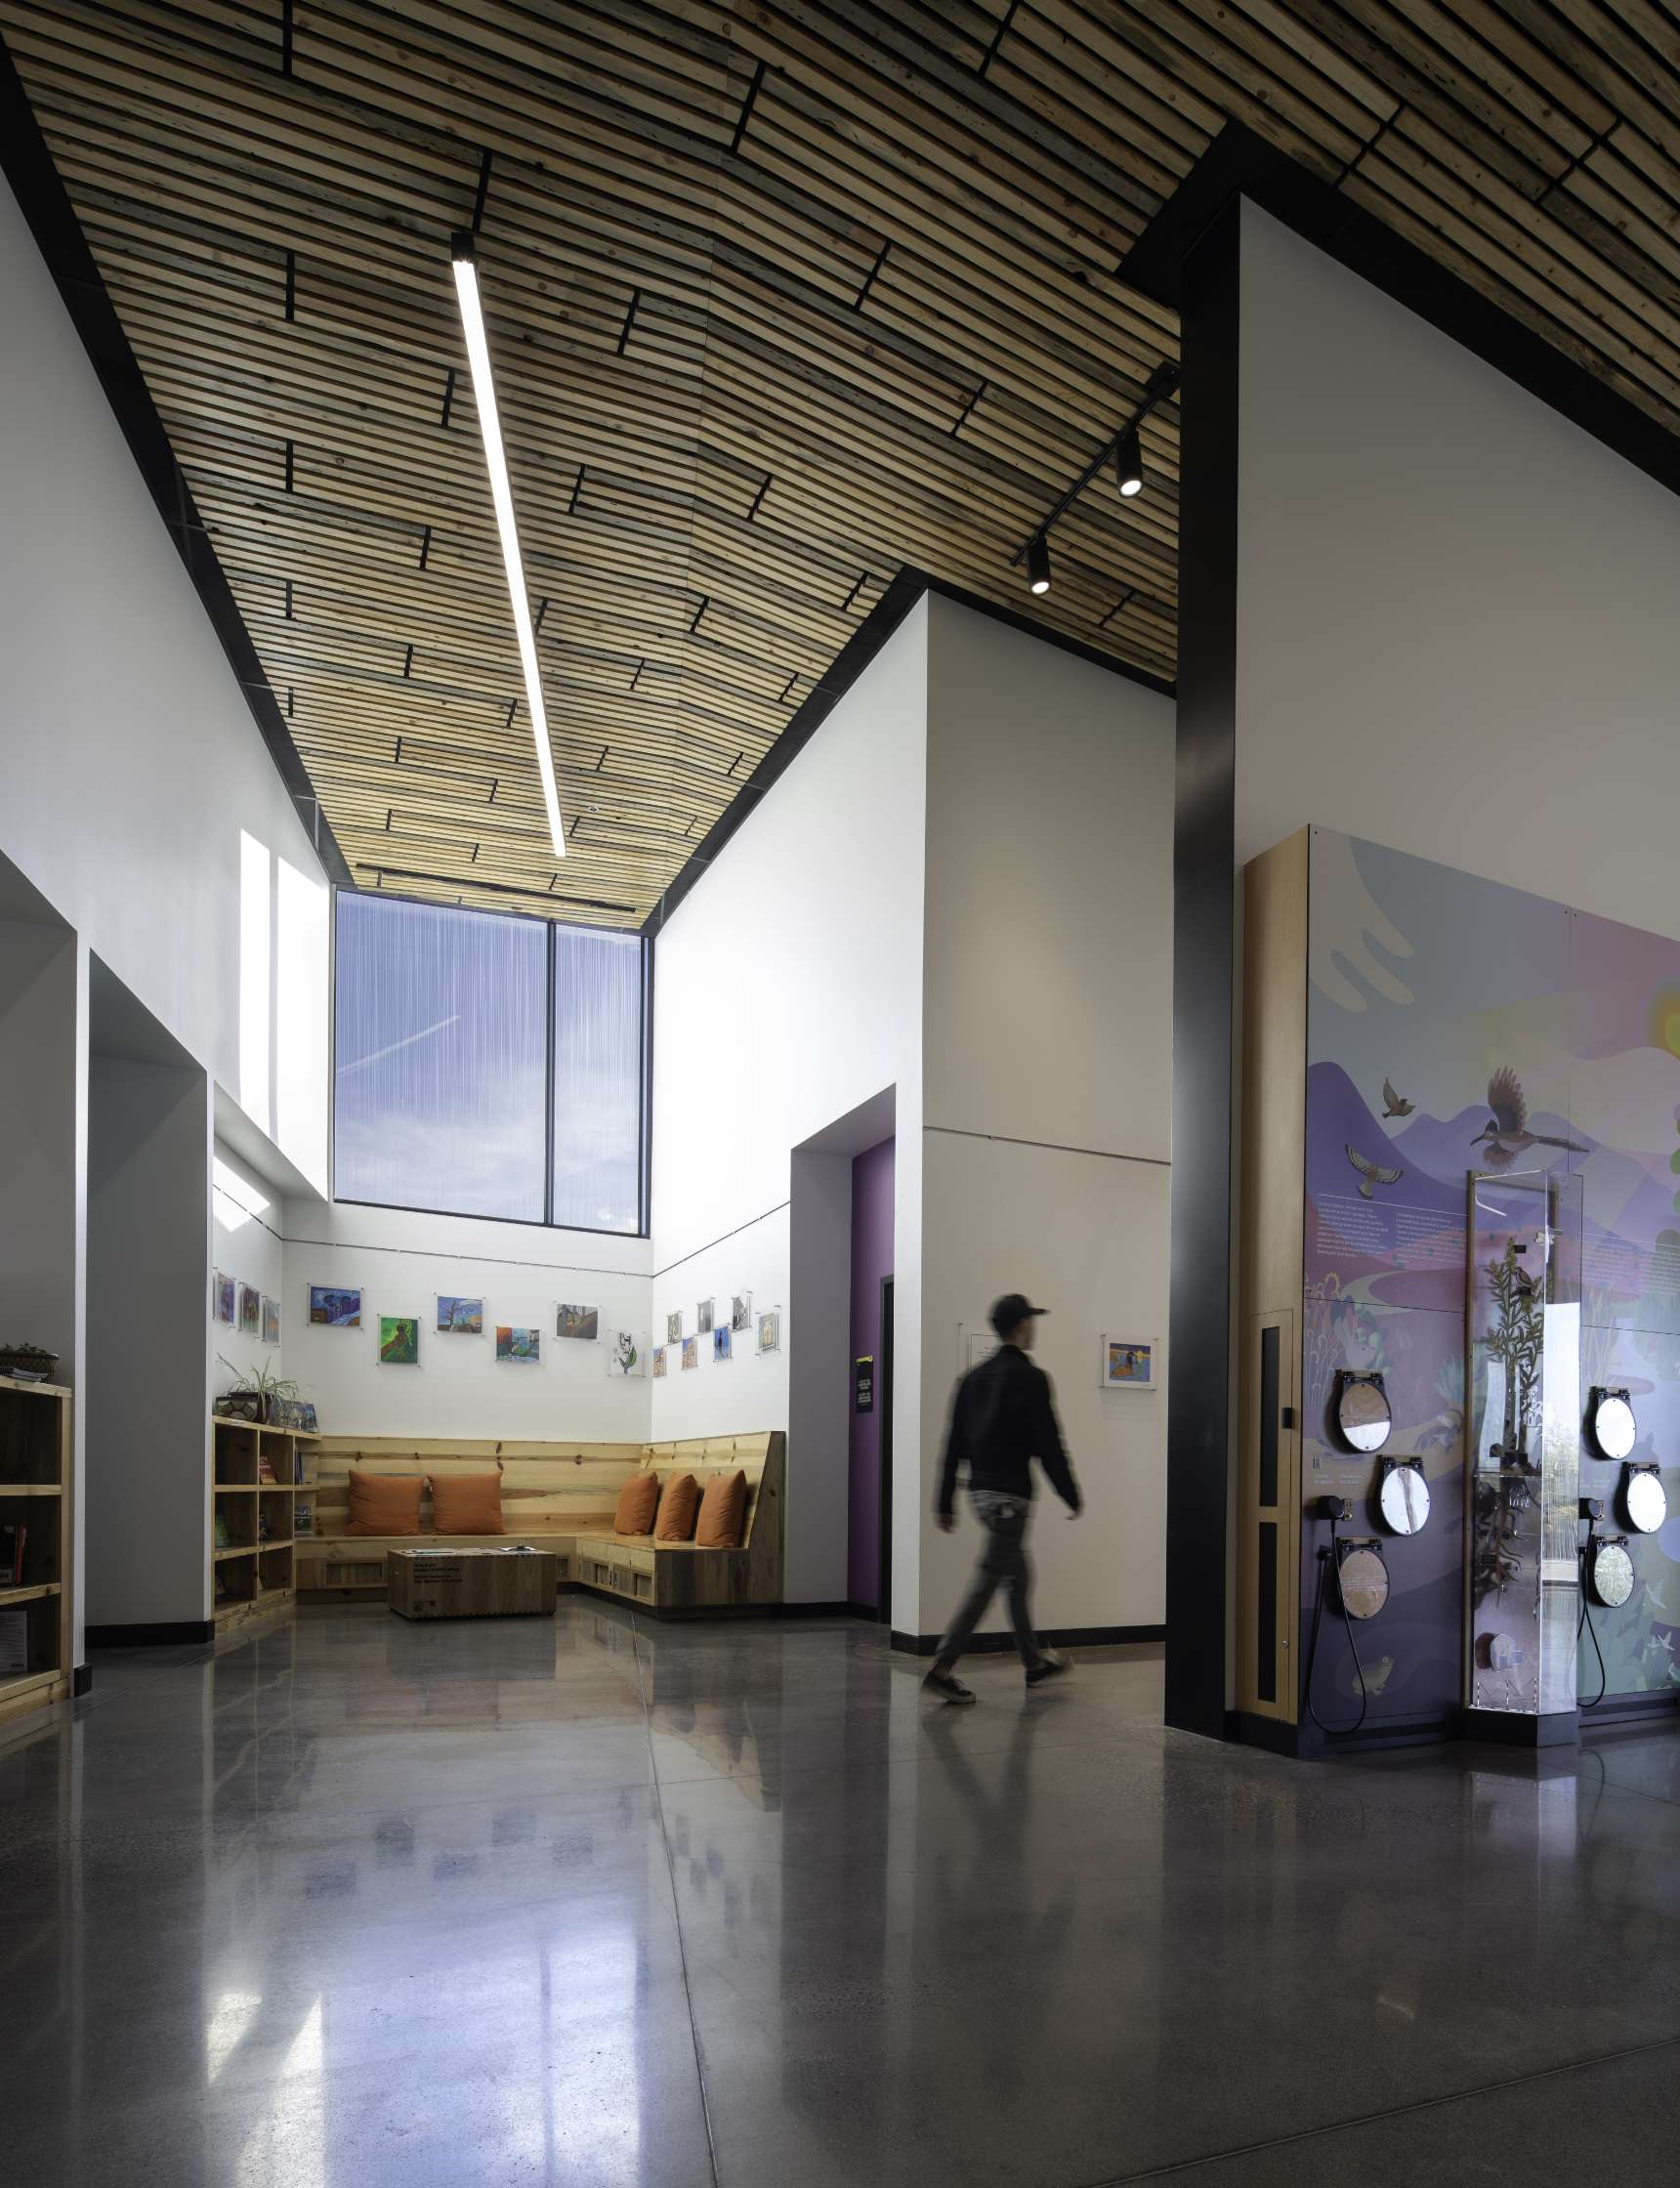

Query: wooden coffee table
<box><xmin>387</xmin><ymin>1546</ymin><xmax>559</xmax><ymax>1620</ymax></box>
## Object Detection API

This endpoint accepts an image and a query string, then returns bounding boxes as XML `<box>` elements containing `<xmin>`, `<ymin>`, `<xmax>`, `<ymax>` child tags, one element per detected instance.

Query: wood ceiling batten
<box><xmin>11</xmin><ymin>2</ymin><xmax>1680</xmax><ymax>916</ymax></box>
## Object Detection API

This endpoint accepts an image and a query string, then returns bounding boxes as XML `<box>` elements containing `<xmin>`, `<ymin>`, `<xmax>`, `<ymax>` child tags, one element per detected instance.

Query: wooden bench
<box><xmin>296</xmin><ymin>1433</ymin><xmax>784</xmax><ymax>1615</ymax></box>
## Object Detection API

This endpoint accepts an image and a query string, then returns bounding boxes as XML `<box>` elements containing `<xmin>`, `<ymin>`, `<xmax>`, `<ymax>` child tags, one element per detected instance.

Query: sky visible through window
<box><xmin>334</xmin><ymin>894</ymin><xmax>643</xmax><ymax>1232</ymax></box>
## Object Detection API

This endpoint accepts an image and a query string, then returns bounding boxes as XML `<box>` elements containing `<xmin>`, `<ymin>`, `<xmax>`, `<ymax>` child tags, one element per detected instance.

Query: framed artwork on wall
<box><xmin>666</xmin><ymin>1310</ymin><xmax>683</xmax><ymax>1345</ymax></box>
<box><xmin>1101</xmin><ymin>1337</ymin><xmax>1155</xmax><ymax>1390</ymax></box>
<box><xmin>310</xmin><ymin>1285</ymin><xmax>361</xmax><ymax>1327</ymax></box>
<box><xmin>652</xmin><ymin>1346</ymin><xmax>667</xmax><ymax>1378</ymax></box>
<box><xmin>681</xmin><ymin>1336</ymin><xmax>698</xmax><ymax>1371</ymax></box>
<box><xmin>714</xmin><ymin>1324</ymin><xmax>733</xmax><ymax>1364</ymax></box>
<box><xmin>756</xmin><ymin>1309</ymin><xmax>780</xmax><ymax>1356</ymax></box>
<box><xmin>437</xmin><ymin>1295</ymin><xmax>483</xmax><ymax>1334</ymax></box>
<box><xmin>379</xmin><ymin>1316</ymin><xmax>419</xmax><ymax>1366</ymax></box>
<box><xmin>496</xmin><ymin>1325</ymin><xmax>540</xmax><ymax>1364</ymax></box>
<box><xmin>606</xmin><ymin>1329</ymin><xmax>646</xmax><ymax>1378</ymax></box>
<box><xmin>238</xmin><ymin>1283</ymin><xmax>260</xmax><ymax>1336</ymax></box>
<box><xmin>213</xmin><ymin>1271</ymin><xmax>235</xmax><ymax>1325</ymax></box>
<box><xmin>261</xmin><ymin>1296</ymin><xmax>280</xmax><ymax>1347</ymax></box>
<box><xmin>697</xmin><ymin>1298</ymin><xmax>714</xmax><ymax>1335</ymax></box>
<box><xmin>556</xmin><ymin>1303</ymin><xmax>599</xmax><ymax>1341</ymax></box>
<box><xmin>731</xmin><ymin>1291</ymin><xmax>752</xmax><ymax>1334</ymax></box>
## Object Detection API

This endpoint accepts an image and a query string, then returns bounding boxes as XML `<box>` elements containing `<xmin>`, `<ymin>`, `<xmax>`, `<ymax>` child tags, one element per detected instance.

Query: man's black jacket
<box><xmin>936</xmin><ymin>1343</ymin><xmax>1080</xmax><ymax>1519</ymax></box>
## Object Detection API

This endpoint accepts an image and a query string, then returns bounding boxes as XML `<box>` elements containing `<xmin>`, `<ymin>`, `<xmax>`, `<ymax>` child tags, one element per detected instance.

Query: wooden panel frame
<box><xmin>1236</xmin><ymin>829</ymin><xmax>1308</xmax><ymax>1722</ymax></box>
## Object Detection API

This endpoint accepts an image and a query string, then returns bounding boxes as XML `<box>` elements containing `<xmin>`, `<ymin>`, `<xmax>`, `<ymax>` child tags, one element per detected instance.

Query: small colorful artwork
<box><xmin>1102</xmin><ymin>1337</ymin><xmax>1154</xmax><ymax>1390</ymax></box>
<box><xmin>437</xmin><ymin>1295</ymin><xmax>483</xmax><ymax>1334</ymax></box>
<box><xmin>261</xmin><ymin>1295</ymin><xmax>280</xmax><ymax>1347</ymax></box>
<box><xmin>652</xmin><ymin>1345</ymin><xmax>667</xmax><ymax>1378</ymax></box>
<box><xmin>213</xmin><ymin>1271</ymin><xmax>235</xmax><ymax>1325</ymax></box>
<box><xmin>756</xmin><ymin>1309</ymin><xmax>780</xmax><ymax>1356</ymax></box>
<box><xmin>310</xmin><ymin>1285</ymin><xmax>361</xmax><ymax>1328</ymax></box>
<box><xmin>666</xmin><ymin>1310</ymin><xmax>683</xmax><ymax>1345</ymax></box>
<box><xmin>681</xmin><ymin>1336</ymin><xmax>698</xmax><ymax>1371</ymax></box>
<box><xmin>606</xmin><ymin>1329</ymin><xmax>645</xmax><ymax>1378</ymax></box>
<box><xmin>379</xmin><ymin>1316</ymin><xmax>419</xmax><ymax>1366</ymax></box>
<box><xmin>238</xmin><ymin>1283</ymin><xmax>260</xmax><ymax>1336</ymax></box>
<box><xmin>556</xmin><ymin>1303</ymin><xmax>599</xmax><ymax>1342</ymax></box>
<box><xmin>697</xmin><ymin>1297</ymin><xmax>714</xmax><ymax>1336</ymax></box>
<box><xmin>731</xmin><ymin>1291</ymin><xmax>752</xmax><ymax>1333</ymax></box>
<box><xmin>496</xmin><ymin>1325</ymin><xmax>540</xmax><ymax>1364</ymax></box>
<box><xmin>714</xmin><ymin>1324</ymin><xmax>733</xmax><ymax>1364</ymax></box>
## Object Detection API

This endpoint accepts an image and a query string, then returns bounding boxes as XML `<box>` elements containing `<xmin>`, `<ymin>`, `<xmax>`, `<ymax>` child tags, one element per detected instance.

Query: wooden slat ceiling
<box><xmin>7</xmin><ymin>1</ymin><xmax>1680</xmax><ymax>924</ymax></box>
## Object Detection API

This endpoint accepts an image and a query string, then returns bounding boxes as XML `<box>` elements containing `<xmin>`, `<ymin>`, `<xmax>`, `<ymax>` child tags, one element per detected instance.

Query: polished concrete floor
<box><xmin>3</xmin><ymin>1604</ymin><xmax>1679</xmax><ymax>2187</ymax></box>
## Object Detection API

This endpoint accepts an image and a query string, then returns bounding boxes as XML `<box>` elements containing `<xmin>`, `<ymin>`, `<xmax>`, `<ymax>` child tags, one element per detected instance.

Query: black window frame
<box><xmin>329</xmin><ymin>885</ymin><xmax>651</xmax><ymax>1241</ymax></box>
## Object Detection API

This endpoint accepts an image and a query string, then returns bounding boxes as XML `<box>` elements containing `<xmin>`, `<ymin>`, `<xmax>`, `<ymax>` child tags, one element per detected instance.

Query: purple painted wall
<box><xmin>848</xmin><ymin>1136</ymin><xmax>895</xmax><ymax>1610</ymax></box>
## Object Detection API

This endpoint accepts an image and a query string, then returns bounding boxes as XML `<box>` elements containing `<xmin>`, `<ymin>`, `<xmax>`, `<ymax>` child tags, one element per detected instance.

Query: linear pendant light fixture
<box><xmin>450</xmin><ymin>231</ymin><xmax>566</xmax><ymax>857</ymax></box>
<box><xmin>1011</xmin><ymin>361</ymin><xmax>1179</xmax><ymax>599</ymax></box>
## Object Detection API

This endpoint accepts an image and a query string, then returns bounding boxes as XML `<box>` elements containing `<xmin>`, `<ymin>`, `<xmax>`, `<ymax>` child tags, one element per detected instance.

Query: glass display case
<box><xmin>1463</xmin><ymin>1169</ymin><xmax>1581</xmax><ymax>1728</ymax></box>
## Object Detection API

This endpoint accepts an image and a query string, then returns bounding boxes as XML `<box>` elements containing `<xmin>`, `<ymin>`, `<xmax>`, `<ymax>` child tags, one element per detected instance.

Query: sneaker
<box><xmin>923</xmin><ymin>1665</ymin><xmax>977</xmax><ymax>1705</ymax></box>
<box><xmin>1025</xmin><ymin>1649</ymin><xmax>1071</xmax><ymax>1690</ymax></box>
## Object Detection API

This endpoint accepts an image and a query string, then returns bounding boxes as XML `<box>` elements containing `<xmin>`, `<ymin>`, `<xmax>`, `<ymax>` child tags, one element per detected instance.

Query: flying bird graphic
<box><xmin>1471</xmin><ymin>1068</ymin><xmax>1588</xmax><ymax>1173</ymax></box>
<box><xmin>1382</xmin><ymin>1078</ymin><xmax>1415</xmax><ymax>1118</ymax></box>
<box><xmin>1347</xmin><ymin>1144</ymin><xmax>1404</xmax><ymax>1199</ymax></box>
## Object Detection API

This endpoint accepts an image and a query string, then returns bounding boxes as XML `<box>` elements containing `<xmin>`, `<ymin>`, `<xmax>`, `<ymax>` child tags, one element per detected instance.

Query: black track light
<box><xmin>1027</xmin><ymin>533</ymin><xmax>1051</xmax><ymax>595</ymax></box>
<box><xmin>1114</xmin><ymin>422</ymin><xmax>1144</xmax><ymax>498</ymax></box>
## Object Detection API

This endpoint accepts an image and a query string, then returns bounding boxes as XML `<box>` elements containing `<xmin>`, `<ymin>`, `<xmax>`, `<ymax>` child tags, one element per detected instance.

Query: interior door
<box><xmin>877</xmin><ymin>1276</ymin><xmax>894</xmax><ymax>1624</ymax></box>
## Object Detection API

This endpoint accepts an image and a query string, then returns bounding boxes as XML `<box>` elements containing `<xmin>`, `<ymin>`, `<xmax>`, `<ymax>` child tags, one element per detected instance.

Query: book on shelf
<box><xmin>0</xmin><ymin>1521</ymin><xmax>26</xmax><ymax>1587</ymax></box>
<box><xmin>214</xmin><ymin>1511</ymin><xmax>231</xmax><ymax>1550</ymax></box>
<box><xmin>258</xmin><ymin>1454</ymin><xmax>277</xmax><ymax>1484</ymax></box>
<box><xmin>294</xmin><ymin>1501</ymin><xmax>313</xmax><ymax>1537</ymax></box>
<box><xmin>0</xmin><ymin>1607</ymin><xmax>28</xmax><ymax>1676</ymax></box>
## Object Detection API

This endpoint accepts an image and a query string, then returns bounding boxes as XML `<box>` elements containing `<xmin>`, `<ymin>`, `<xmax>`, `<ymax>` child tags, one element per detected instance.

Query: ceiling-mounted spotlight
<box><xmin>1009</xmin><ymin>359</ymin><xmax>1177</xmax><ymax>603</ymax></box>
<box><xmin>449</xmin><ymin>231</ymin><xmax>567</xmax><ymax>859</ymax></box>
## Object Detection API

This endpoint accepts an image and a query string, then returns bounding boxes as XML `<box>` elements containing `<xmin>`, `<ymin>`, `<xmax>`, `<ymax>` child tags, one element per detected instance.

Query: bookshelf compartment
<box><xmin>0</xmin><ymin>1379</ymin><xmax>71</xmax><ymax>1730</ymax></box>
<box><xmin>0</xmin><ymin>1588</ymin><xmax>63</xmax><ymax>1691</ymax></box>
<box><xmin>0</xmin><ymin>1383</ymin><xmax>60</xmax><ymax>1486</ymax></box>
<box><xmin>0</xmin><ymin>1491</ymin><xmax>62</xmax><ymax>1592</ymax></box>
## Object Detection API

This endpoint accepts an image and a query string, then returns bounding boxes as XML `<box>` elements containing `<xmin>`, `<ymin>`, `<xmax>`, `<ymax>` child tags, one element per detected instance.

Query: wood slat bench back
<box><xmin>308</xmin><ymin>1436</ymin><xmax>646</xmax><ymax>1536</ymax></box>
<box><xmin>640</xmin><ymin>1433</ymin><xmax>777</xmax><ymax>1548</ymax></box>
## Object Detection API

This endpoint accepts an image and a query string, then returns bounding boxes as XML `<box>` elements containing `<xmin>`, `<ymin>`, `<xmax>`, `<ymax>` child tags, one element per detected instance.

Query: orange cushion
<box><xmin>346</xmin><ymin>1470</ymin><xmax>423</xmax><ymax>1537</ymax></box>
<box><xmin>613</xmin><ymin>1472</ymin><xmax>659</xmax><ymax>1537</ymax></box>
<box><xmin>428</xmin><ymin>1473</ymin><xmax>503</xmax><ymax>1535</ymax></box>
<box><xmin>695</xmin><ymin>1469</ymin><xmax>747</xmax><ymax>1549</ymax></box>
<box><xmin>654</xmin><ymin>1472</ymin><xmax>700</xmax><ymax>1543</ymax></box>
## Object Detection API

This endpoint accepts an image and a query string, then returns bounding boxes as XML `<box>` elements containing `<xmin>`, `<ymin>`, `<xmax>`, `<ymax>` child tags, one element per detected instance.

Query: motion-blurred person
<box><xmin>923</xmin><ymin>1293</ymin><xmax>1081</xmax><ymax>1704</ymax></box>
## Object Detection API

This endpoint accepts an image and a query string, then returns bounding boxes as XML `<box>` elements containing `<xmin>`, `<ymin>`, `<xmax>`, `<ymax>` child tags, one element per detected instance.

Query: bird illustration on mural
<box><xmin>1346</xmin><ymin>1144</ymin><xmax>1405</xmax><ymax>1199</ymax></box>
<box><xmin>1471</xmin><ymin>1068</ymin><xmax>1588</xmax><ymax>1173</ymax></box>
<box><xmin>1382</xmin><ymin>1078</ymin><xmax>1415</xmax><ymax>1118</ymax></box>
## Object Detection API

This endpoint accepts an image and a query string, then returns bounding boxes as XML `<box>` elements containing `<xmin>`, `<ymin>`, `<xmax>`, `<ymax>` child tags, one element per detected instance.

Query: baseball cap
<box><xmin>990</xmin><ymin>1293</ymin><xmax>1049</xmax><ymax>1337</ymax></box>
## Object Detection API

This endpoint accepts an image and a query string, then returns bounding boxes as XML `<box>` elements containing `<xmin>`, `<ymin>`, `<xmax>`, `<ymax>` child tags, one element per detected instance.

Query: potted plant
<box><xmin>0</xmin><ymin>1341</ymin><xmax>60</xmax><ymax>1382</ymax></box>
<box><xmin>217</xmin><ymin>1357</ymin><xmax>299</xmax><ymax>1425</ymax></box>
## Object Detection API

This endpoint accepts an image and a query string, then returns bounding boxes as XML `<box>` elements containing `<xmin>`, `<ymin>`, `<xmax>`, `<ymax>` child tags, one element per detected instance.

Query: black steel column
<box><xmin>1164</xmin><ymin>198</ymin><xmax>1240</xmax><ymax>1740</ymax></box>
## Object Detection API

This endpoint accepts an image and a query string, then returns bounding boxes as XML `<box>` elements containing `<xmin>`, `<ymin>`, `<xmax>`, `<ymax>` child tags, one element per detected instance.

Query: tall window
<box><xmin>333</xmin><ymin>894</ymin><xmax>647</xmax><ymax>1234</ymax></box>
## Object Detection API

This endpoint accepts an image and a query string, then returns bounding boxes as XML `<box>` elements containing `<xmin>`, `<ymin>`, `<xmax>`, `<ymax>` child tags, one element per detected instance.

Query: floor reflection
<box><xmin>0</xmin><ymin>1606</ymin><xmax>1675</xmax><ymax>2186</ymax></box>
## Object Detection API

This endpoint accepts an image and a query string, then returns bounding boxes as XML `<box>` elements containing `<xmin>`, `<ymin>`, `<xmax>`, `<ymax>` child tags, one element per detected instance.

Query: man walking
<box><xmin>923</xmin><ymin>1293</ymin><xmax>1080</xmax><ymax>1704</ymax></box>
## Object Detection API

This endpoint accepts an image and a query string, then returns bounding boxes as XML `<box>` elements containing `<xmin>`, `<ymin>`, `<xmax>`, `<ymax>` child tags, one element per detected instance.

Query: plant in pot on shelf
<box><xmin>217</xmin><ymin>1357</ymin><xmax>299</xmax><ymax>1426</ymax></box>
<box><xmin>0</xmin><ymin>1341</ymin><xmax>60</xmax><ymax>1383</ymax></box>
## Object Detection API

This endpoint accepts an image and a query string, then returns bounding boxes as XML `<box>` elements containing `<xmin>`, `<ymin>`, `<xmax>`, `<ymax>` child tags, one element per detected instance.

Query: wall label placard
<box><xmin>855</xmin><ymin>1356</ymin><xmax>875</xmax><ymax>1414</ymax></box>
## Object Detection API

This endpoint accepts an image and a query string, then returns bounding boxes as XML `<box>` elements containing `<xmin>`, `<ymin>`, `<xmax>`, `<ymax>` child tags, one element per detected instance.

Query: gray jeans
<box><xmin>936</xmin><ymin>1492</ymin><xmax>1039</xmax><ymax>1671</ymax></box>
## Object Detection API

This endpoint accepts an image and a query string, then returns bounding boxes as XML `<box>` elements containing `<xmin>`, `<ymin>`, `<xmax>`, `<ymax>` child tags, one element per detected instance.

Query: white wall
<box><xmin>282</xmin><ymin>1200</ymin><xmax>652</xmax><ymax>1441</ymax></box>
<box><xmin>1238</xmin><ymin>201</ymin><xmax>1680</xmax><ymax>938</ymax></box>
<box><xmin>211</xmin><ymin>1139</ymin><xmax>286</xmax><ymax>1400</ymax></box>
<box><xmin>86</xmin><ymin>1058</ymin><xmax>211</xmax><ymax>1627</ymax></box>
<box><xmin>0</xmin><ymin>177</ymin><xmax>331</xmax><ymax>1187</ymax></box>
<box><xmin>919</xmin><ymin>598</ymin><xmax>1175</xmax><ymax>1638</ymax></box>
<box><xmin>650</xmin><ymin>603</ymin><xmax>929</xmax><ymax>1604</ymax></box>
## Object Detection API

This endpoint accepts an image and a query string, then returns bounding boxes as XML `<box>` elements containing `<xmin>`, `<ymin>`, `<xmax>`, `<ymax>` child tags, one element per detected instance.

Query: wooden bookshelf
<box><xmin>0</xmin><ymin>1373</ymin><xmax>72</xmax><ymax>1731</ymax></box>
<box><xmin>210</xmin><ymin>1415</ymin><xmax>318</xmax><ymax>1632</ymax></box>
